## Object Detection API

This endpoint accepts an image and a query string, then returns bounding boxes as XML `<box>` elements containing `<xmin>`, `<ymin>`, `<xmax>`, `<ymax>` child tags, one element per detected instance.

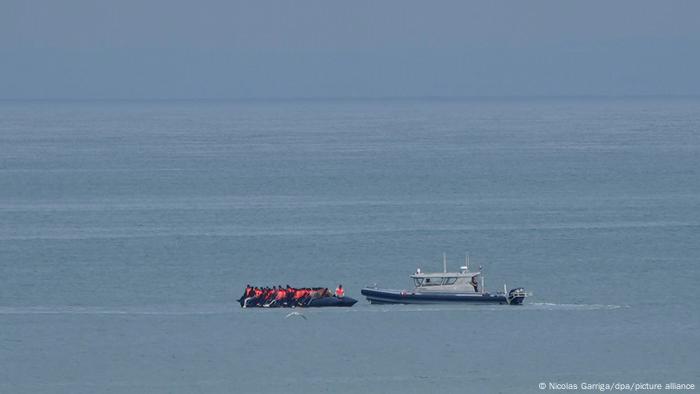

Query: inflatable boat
<box><xmin>238</xmin><ymin>286</ymin><xmax>357</xmax><ymax>308</ymax></box>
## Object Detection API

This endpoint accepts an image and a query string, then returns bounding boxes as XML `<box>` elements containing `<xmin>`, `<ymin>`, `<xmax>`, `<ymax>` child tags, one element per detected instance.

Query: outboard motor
<box><xmin>507</xmin><ymin>287</ymin><xmax>527</xmax><ymax>305</ymax></box>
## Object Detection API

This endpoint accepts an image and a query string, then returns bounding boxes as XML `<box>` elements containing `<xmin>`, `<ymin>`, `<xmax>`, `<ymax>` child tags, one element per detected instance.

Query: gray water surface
<box><xmin>1</xmin><ymin>98</ymin><xmax>698</xmax><ymax>393</ymax></box>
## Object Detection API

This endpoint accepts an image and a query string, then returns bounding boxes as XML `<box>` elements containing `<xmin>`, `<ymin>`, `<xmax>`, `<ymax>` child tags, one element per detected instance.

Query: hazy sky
<box><xmin>1</xmin><ymin>0</ymin><xmax>699</xmax><ymax>99</ymax></box>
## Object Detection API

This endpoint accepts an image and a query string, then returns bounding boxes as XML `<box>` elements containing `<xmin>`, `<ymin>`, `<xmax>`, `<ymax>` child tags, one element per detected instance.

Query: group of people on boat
<box><xmin>238</xmin><ymin>284</ymin><xmax>345</xmax><ymax>308</ymax></box>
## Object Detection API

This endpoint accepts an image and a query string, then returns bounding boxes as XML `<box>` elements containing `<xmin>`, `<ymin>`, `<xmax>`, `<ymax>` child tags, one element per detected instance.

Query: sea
<box><xmin>1</xmin><ymin>98</ymin><xmax>698</xmax><ymax>393</ymax></box>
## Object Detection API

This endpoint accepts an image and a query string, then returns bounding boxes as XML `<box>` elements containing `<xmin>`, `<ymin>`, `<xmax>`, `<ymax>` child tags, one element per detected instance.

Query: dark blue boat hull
<box><xmin>306</xmin><ymin>296</ymin><xmax>358</xmax><ymax>308</ymax></box>
<box><xmin>361</xmin><ymin>288</ymin><xmax>525</xmax><ymax>305</ymax></box>
<box><xmin>240</xmin><ymin>296</ymin><xmax>357</xmax><ymax>308</ymax></box>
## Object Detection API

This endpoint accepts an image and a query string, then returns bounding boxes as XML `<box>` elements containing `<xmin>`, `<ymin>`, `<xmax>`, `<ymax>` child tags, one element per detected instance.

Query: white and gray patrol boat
<box><xmin>361</xmin><ymin>255</ymin><xmax>528</xmax><ymax>305</ymax></box>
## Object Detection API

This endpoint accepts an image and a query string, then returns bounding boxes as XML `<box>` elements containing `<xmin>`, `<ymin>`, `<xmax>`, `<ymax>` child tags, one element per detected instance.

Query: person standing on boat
<box><xmin>335</xmin><ymin>284</ymin><xmax>344</xmax><ymax>298</ymax></box>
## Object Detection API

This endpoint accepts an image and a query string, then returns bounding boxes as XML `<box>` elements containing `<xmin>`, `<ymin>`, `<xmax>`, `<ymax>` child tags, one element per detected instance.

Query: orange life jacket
<box><xmin>335</xmin><ymin>287</ymin><xmax>344</xmax><ymax>297</ymax></box>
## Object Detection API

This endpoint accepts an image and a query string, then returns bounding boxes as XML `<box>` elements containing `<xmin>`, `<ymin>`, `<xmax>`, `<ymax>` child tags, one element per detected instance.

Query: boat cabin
<box><xmin>410</xmin><ymin>266</ymin><xmax>482</xmax><ymax>293</ymax></box>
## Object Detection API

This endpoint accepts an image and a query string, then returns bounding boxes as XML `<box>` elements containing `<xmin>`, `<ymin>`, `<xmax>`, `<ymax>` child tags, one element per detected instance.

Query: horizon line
<box><xmin>1</xmin><ymin>94</ymin><xmax>699</xmax><ymax>102</ymax></box>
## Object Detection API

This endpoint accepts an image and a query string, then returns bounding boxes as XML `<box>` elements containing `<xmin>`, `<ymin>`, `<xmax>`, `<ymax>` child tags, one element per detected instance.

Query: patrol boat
<box><xmin>361</xmin><ymin>255</ymin><xmax>528</xmax><ymax>305</ymax></box>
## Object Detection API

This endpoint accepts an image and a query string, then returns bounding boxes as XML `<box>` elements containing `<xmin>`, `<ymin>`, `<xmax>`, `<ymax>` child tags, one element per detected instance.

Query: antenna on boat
<box><xmin>443</xmin><ymin>252</ymin><xmax>447</xmax><ymax>273</ymax></box>
<box><xmin>465</xmin><ymin>252</ymin><xmax>469</xmax><ymax>271</ymax></box>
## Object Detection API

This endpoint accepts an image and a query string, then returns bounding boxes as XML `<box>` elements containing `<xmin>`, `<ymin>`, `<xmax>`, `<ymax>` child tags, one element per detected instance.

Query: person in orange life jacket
<box><xmin>238</xmin><ymin>284</ymin><xmax>252</xmax><ymax>305</ymax></box>
<box><xmin>270</xmin><ymin>287</ymin><xmax>286</xmax><ymax>307</ymax></box>
<box><xmin>335</xmin><ymin>284</ymin><xmax>344</xmax><ymax>298</ymax></box>
<box><xmin>239</xmin><ymin>284</ymin><xmax>254</xmax><ymax>306</ymax></box>
<box><xmin>294</xmin><ymin>288</ymin><xmax>309</xmax><ymax>306</ymax></box>
<box><xmin>258</xmin><ymin>287</ymin><xmax>270</xmax><ymax>306</ymax></box>
<box><xmin>285</xmin><ymin>285</ymin><xmax>295</xmax><ymax>304</ymax></box>
<box><xmin>255</xmin><ymin>287</ymin><xmax>265</xmax><ymax>307</ymax></box>
<box><xmin>300</xmin><ymin>288</ymin><xmax>314</xmax><ymax>306</ymax></box>
<box><xmin>252</xmin><ymin>287</ymin><xmax>264</xmax><ymax>306</ymax></box>
<box><xmin>263</xmin><ymin>287</ymin><xmax>275</xmax><ymax>304</ymax></box>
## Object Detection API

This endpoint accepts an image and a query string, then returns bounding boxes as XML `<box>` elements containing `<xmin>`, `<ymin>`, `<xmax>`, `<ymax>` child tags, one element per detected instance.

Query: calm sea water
<box><xmin>1</xmin><ymin>98</ymin><xmax>698</xmax><ymax>393</ymax></box>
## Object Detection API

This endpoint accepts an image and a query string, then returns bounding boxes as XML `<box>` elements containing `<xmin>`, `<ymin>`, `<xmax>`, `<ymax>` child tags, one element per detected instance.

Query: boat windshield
<box><xmin>414</xmin><ymin>277</ymin><xmax>458</xmax><ymax>287</ymax></box>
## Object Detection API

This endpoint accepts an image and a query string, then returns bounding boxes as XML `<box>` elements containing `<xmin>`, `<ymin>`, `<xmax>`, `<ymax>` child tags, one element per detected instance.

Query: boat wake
<box><xmin>526</xmin><ymin>302</ymin><xmax>627</xmax><ymax>310</ymax></box>
<box><xmin>337</xmin><ymin>302</ymin><xmax>628</xmax><ymax>313</ymax></box>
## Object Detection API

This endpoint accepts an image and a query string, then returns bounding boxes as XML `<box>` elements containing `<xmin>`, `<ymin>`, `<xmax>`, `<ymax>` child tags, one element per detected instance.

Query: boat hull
<box><xmin>241</xmin><ymin>296</ymin><xmax>357</xmax><ymax>308</ymax></box>
<box><xmin>306</xmin><ymin>296</ymin><xmax>358</xmax><ymax>308</ymax></box>
<box><xmin>361</xmin><ymin>288</ymin><xmax>525</xmax><ymax>305</ymax></box>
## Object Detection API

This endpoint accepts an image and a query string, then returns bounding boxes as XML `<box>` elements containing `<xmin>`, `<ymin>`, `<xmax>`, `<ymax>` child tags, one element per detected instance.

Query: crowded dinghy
<box><xmin>238</xmin><ymin>285</ymin><xmax>357</xmax><ymax>308</ymax></box>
